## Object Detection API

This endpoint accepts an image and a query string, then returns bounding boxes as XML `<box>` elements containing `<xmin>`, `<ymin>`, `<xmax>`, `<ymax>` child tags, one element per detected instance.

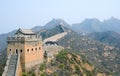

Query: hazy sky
<box><xmin>0</xmin><ymin>0</ymin><xmax>120</xmax><ymax>34</ymax></box>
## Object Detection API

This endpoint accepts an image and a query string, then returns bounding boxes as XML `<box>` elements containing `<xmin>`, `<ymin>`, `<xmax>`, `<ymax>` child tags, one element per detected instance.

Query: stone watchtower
<box><xmin>7</xmin><ymin>28</ymin><xmax>43</xmax><ymax>72</ymax></box>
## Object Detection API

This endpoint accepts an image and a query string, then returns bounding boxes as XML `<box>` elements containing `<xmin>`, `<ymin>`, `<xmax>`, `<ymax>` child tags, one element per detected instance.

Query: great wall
<box><xmin>2</xmin><ymin>28</ymin><xmax>67</xmax><ymax>76</ymax></box>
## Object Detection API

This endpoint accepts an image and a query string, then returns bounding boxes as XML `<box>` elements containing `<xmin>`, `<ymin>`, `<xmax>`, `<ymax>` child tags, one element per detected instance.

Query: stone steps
<box><xmin>6</xmin><ymin>55</ymin><xmax>18</xmax><ymax>76</ymax></box>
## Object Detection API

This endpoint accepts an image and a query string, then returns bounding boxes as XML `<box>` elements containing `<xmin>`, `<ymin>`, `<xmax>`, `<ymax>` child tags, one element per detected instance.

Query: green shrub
<box><xmin>53</xmin><ymin>72</ymin><xmax>58</xmax><ymax>76</ymax></box>
<box><xmin>40</xmin><ymin>72</ymin><xmax>46</xmax><ymax>76</ymax></box>
<box><xmin>40</xmin><ymin>63</ymin><xmax>45</xmax><ymax>71</ymax></box>
<box><xmin>85</xmin><ymin>70</ymin><xmax>92</xmax><ymax>76</ymax></box>
<box><xmin>32</xmin><ymin>72</ymin><xmax>36</xmax><ymax>76</ymax></box>
<box><xmin>59</xmin><ymin>64</ymin><xmax>65</xmax><ymax>70</ymax></box>
<box><xmin>22</xmin><ymin>72</ymin><xmax>28</xmax><ymax>76</ymax></box>
<box><xmin>56</xmin><ymin>50</ymin><xmax>67</xmax><ymax>62</ymax></box>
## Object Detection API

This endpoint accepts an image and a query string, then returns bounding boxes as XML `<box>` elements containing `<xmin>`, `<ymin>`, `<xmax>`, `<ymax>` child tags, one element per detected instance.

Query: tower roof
<box><xmin>15</xmin><ymin>28</ymin><xmax>35</xmax><ymax>35</ymax></box>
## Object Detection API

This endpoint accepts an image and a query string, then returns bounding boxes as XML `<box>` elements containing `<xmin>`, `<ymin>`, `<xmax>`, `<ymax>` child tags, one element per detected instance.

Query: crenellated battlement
<box><xmin>7</xmin><ymin>36</ymin><xmax>42</xmax><ymax>42</ymax></box>
<box><xmin>7</xmin><ymin>37</ymin><xmax>25</xmax><ymax>42</ymax></box>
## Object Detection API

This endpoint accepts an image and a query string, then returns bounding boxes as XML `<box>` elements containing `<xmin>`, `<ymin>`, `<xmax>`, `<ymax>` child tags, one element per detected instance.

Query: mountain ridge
<box><xmin>1</xmin><ymin>17</ymin><xmax>120</xmax><ymax>52</ymax></box>
<box><xmin>72</xmin><ymin>17</ymin><xmax>120</xmax><ymax>34</ymax></box>
<box><xmin>88</xmin><ymin>31</ymin><xmax>120</xmax><ymax>48</ymax></box>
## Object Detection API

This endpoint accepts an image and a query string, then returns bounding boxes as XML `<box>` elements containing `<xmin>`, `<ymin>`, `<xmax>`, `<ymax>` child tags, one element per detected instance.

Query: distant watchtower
<box><xmin>7</xmin><ymin>28</ymin><xmax>43</xmax><ymax>71</ymax></box>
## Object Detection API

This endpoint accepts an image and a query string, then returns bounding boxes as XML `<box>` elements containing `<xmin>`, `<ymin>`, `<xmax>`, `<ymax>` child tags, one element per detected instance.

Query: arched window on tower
<box><xmin>9</xmin><ymin>49</ymin><xmax>12</xmax><ymax>54</ymax></box>
<box><xmin>35</xmin><ymin>48</ymin><xmax>37</xmax><ymax>51</ymax></box>
<box><xmin>16</xmin><ymin>49</ymin><xmax>18</xmax><ymax>54</ymax></box>
<box><xmin>31</xmin><ymin>48</ymin><xmax>33</xmax><ymax>51</ymax></box>
<box><xmin>39</xmin><ymin>47</ymin><xmax>41</xmax><ymax>50</ymax></box>
<box><xmin>27</xmin><ymin>49</ymin><xmax>29</xmax><ymax>52</ymax></box>
<box><xmin>20</xmin><ymin>49</ymin><xmax>22</xmax><ymax>53</ymax></box>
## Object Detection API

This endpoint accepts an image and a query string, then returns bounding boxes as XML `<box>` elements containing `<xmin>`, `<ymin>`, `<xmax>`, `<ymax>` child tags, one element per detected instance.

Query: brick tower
<box><xmin>7</xmin><ymin>28</ymin><xmax>43</xmax><ymax>72</ymax></box>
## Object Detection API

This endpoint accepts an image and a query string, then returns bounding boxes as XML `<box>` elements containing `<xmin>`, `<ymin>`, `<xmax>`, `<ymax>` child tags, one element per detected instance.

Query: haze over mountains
<box><xmin>72</xmin><ymin>17</ymin><xmax>120</xmax><ymax>34</ymax></box>
<box><xmin>0</xmin><ymin>17</ymin><xmax>120</xmax><ymax>51</ymax></box>
<box><xmin>31</xmin><ymin>17</ymin><xmax>120</xmax><ymax>34</ymax></box>
<box><xmin>31</xmin><ymin>19</ymin><xmax>70</xmax><ymax>32</ymax></box>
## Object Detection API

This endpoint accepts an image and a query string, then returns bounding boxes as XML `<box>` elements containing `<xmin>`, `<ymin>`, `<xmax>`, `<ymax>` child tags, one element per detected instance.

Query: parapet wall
<box><xmin>7</xmin><ymin>36</ymin><xmax>42</xmax><ymax>42</ymax></box>
<box><xmin>2</xmin><ymin>55</ymin><xmax>11</xmax><ymax>76</ymax></box>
